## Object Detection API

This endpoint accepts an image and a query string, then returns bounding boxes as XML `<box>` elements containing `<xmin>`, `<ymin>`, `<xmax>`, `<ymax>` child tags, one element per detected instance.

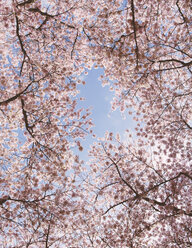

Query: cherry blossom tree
<box><xmin>83</xmin><ymin>0</ymin><xmax>192</xmax><ymax>247</ymax></box>
<box><xmin>86</xmin><ymin>131</ymin><xmax>192</xmax><ymax>247</ymax></box>
<box><xmin>0</xmin><ymin>0</ymin><xmax>191</xmax><ymax>247</ymax></box>
<box><xmin>0</xmin><ymin>0</ymin><xmax>94</xmax><ymax>246</ymax></box>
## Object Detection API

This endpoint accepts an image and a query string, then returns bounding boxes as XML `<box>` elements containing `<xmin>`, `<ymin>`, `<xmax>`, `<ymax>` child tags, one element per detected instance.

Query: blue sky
<box><xmin>77</xmin><ymin>68</ymin><xmax>136</xmax><ymax>161</ymax></box>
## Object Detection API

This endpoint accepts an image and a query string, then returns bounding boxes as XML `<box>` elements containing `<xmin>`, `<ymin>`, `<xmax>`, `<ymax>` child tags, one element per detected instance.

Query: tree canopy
<box><xmin>0</xmin><ymin>0</ymin><xmax>191</xmax><ymax>247</ymax></box>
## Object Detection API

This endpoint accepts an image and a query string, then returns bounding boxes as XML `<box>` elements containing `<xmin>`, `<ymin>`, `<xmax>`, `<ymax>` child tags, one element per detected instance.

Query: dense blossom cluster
<box><xmin>0</xmin><ymin>0</ymin><xmax>191</xmax><ymax>247</ymax></box>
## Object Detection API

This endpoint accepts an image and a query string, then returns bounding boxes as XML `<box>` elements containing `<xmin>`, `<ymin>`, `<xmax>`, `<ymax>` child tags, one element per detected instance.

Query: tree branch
<box><xmin>0</xmin><ymin>81</ymin><xmax>33</xmax><ymax>106</ymax></box>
